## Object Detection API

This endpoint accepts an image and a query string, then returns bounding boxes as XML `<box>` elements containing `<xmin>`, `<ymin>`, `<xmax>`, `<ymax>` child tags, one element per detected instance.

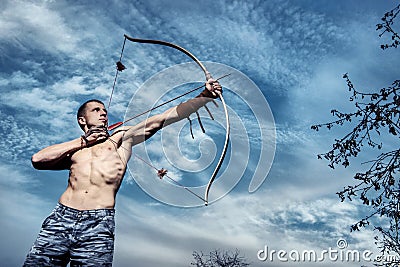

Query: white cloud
<box><xmin>161</xmin><ymin>0</ymin><xmax>348</xmax><ymax>94</ymax></box>
<box><xmin>0</xmin><ymin>111</ymin><xmax>50</xmax><ymax>164</ymax></box>
<box><xmin>51</xmin><ymin>76</ymin><xmax>92</xmax><ymax>96</ymax></box>
<box><xmin>0</xmin><ymin>0</ymin><xmax>79</xmax><ymax>55</ymax></box>
<box><xmin>112</xmin><ymin>191</ymin><xmax>378</xmax><ymax>266</ymax></box>
<box><xmin>0</xmin><ymin>163</ymin><xmax>54</xmax><ymax>265</ymax></box>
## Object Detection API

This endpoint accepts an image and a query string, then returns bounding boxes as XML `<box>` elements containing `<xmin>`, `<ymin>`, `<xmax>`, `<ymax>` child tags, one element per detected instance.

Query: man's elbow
<box><xmin>143</xmin><ymin>117</ymin><xmax>165</xmax><ymax>141</ymax></box>
<box><xmin>31</xmin><ymin>153</ymin><xmax>46</xmax><ymax>170</ymax></box>
<box><xmin>149</xmin><ymin>114</ymin><xmax>167</xmax><ymax>130</ymax></box>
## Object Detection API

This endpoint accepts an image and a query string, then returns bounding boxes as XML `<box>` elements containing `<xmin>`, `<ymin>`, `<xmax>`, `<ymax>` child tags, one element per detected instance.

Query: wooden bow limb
<box><xmin>109</xmin><ymin>34</ymin><xmax>231</xmax><ymax>206</ymax></box>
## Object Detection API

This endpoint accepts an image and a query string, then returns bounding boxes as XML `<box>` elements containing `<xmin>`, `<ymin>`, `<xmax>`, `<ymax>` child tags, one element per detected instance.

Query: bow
<box><xmin>112</xmin><ymin>34</ymin><xmax>230</xmax><ymax>206</ymax></box>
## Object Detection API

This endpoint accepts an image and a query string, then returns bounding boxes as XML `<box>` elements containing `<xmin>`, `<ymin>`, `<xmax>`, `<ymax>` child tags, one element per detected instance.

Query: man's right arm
<box><xmin>32</xmin><ymin>125</ymin><xmax>109</xmax><ymax>170</ymax></box>
<box><xmin>31</xmin><ymin>137</ymin><xmax>83</xmax><ymax>170</ymax></box>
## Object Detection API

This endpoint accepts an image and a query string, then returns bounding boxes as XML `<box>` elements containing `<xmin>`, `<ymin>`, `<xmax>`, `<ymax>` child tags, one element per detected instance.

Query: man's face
<box><xmin>80</xmin><ymin>102</ymin><xmax>108</xmax><ymax>129</ymax></box>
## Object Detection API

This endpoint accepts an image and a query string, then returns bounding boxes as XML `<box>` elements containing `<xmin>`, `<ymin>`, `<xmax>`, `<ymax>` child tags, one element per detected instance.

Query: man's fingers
<box><xmin>87</xmin><ymin>126</ymin><xmax>108</xmax><ymax>135</ymax></box>
<box><xmin>97</xmin><ymin>135</ymin><xmax>108</xmax><ymax>142</ymax></box>
<box><xmin>210</xmin><ymin>82</ymin><xmax>222</xmax><ymax>96</ymax></box>
<box><xmin>206</xmin><ymin>79</ymin><xmax>222</xmax><ymax>95</ymax></box>
<box><xmin>84</xmin><ymin>126</ymin><xmax>109</xmax><ymax>145</ymax></box>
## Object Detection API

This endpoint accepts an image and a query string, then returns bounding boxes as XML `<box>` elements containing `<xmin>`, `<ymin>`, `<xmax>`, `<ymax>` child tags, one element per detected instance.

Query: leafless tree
<box><xmin>311</xmin><ymin>4</ymin><xmax>400</xmax><ymax>266</ymax></box>
<box><xmin>191</xmin><ymin>249</ymin><xmax>250</xmax><ymax>267</ymax></box>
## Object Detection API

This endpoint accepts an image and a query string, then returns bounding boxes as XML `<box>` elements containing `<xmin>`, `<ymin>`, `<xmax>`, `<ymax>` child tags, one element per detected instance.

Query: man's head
<box><xmin>77</xmin><ymin>99</ymin><xmax>108</xmax><ymax>131</ymax></box>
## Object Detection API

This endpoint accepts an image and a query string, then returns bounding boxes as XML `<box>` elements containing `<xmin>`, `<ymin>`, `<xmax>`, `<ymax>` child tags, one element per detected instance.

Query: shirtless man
<box><xmin>23</xmin><ymin>79</ymin><xmax>222</xmax><ymax>266</ymax></box>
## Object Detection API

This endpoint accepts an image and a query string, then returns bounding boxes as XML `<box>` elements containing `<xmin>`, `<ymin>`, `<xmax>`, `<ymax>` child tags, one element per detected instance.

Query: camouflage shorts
<box><xmin>23</xmin><ymin>203</ymin><xmax>115</xmax><ymax>267</ymax></box>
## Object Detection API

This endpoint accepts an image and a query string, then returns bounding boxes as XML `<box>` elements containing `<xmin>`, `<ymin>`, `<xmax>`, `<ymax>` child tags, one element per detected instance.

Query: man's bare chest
<box><xmin>91</xmin><ymin>141</ymin><xmax>116</xmax><ymax>158</ymax></box>
<box><xmin>72</xmin><ymin>139</ymin><xmax>120</xmax><ymax>162</ymax></box>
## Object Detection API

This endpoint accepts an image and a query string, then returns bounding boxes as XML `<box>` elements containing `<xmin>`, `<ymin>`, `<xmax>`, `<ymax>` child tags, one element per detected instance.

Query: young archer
<box><xmin>23</xmin><ymin>79</ymin><xmax>222</xmax><ymax>266</ymax></box>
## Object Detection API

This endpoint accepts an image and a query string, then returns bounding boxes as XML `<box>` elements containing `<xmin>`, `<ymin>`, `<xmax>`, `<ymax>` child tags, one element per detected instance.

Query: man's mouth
<box><xmin>99</xmin><ymin>119</ymin><xmax>107</xmax><ymax>126</ymax></box>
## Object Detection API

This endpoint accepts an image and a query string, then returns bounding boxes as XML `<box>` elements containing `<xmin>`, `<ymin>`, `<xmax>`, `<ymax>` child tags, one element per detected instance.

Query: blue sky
<box><xmin>0</xmin><ymin>0</ymin><xmax>399</xmax><ymax>266</ymax></box>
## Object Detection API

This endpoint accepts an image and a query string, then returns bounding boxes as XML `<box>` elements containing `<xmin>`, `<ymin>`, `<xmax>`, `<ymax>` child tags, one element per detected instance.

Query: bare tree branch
<box><xmin>191</xmin><ymin>249</ymin><xmax>250</xmax><ymax>267</ymax></box>
<box><xmin>311</xmin><ymin>4</ymin><xmax>400</xmax><ymax>266</ymax></box>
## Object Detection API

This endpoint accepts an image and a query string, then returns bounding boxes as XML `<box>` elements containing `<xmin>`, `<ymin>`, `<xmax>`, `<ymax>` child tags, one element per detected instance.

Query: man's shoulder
<box><xmin>110</xmin><ymin>126</ymin><xmax>130</xmax><ymax>137</ymax></box>
<box><xmin>109</xmin><ymin>127</ymin><xmax>133</xmax><ymax>147</ymax></box>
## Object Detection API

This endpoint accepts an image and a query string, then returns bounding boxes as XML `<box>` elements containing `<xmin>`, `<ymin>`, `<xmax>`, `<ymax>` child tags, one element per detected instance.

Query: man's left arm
<box><xmin>118</xmin><ymin>79</ymin><xmax>222</xmax><ymax>147</ymax></box>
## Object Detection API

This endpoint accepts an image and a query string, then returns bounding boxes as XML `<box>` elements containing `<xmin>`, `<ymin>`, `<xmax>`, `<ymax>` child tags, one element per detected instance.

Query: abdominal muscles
<box><xmin>61</xmin><ymin>140</ymin><xmax>127</xmax><ymax>209</ymax></box>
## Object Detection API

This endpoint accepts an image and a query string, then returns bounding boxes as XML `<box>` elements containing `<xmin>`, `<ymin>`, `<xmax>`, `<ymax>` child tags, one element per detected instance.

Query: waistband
<box><xmin>55</xmin><ymin>203</ymin><xmax>115</xmax><ymax>217</ymax></box>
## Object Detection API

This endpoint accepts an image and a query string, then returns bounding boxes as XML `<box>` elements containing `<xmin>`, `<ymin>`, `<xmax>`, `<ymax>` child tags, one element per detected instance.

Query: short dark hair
<box><xmin>77</xmin><ymin>99</ymin><xmax>105</xmax><ymax>129</ymax></box>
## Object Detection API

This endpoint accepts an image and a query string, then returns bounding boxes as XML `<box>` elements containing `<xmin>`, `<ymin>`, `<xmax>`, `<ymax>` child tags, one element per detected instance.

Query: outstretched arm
<box><xmin>120</xmin><ymin>79</ymin><xmax>222</xmax><ymax>147</ymax></box>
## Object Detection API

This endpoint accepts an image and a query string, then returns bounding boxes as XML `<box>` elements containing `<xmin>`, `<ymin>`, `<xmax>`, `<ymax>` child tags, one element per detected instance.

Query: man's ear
<box><xmin>78</xmin><ymin>116</ymin><xmax>86</xmax><ymax>126</ymax></box>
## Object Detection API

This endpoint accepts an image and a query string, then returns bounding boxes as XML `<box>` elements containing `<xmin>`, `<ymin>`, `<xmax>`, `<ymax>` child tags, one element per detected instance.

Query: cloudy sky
<box><xmin>0</xmin><ymin>0</ymin><xmax>399</xmax><ymax>266</ymax></box>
